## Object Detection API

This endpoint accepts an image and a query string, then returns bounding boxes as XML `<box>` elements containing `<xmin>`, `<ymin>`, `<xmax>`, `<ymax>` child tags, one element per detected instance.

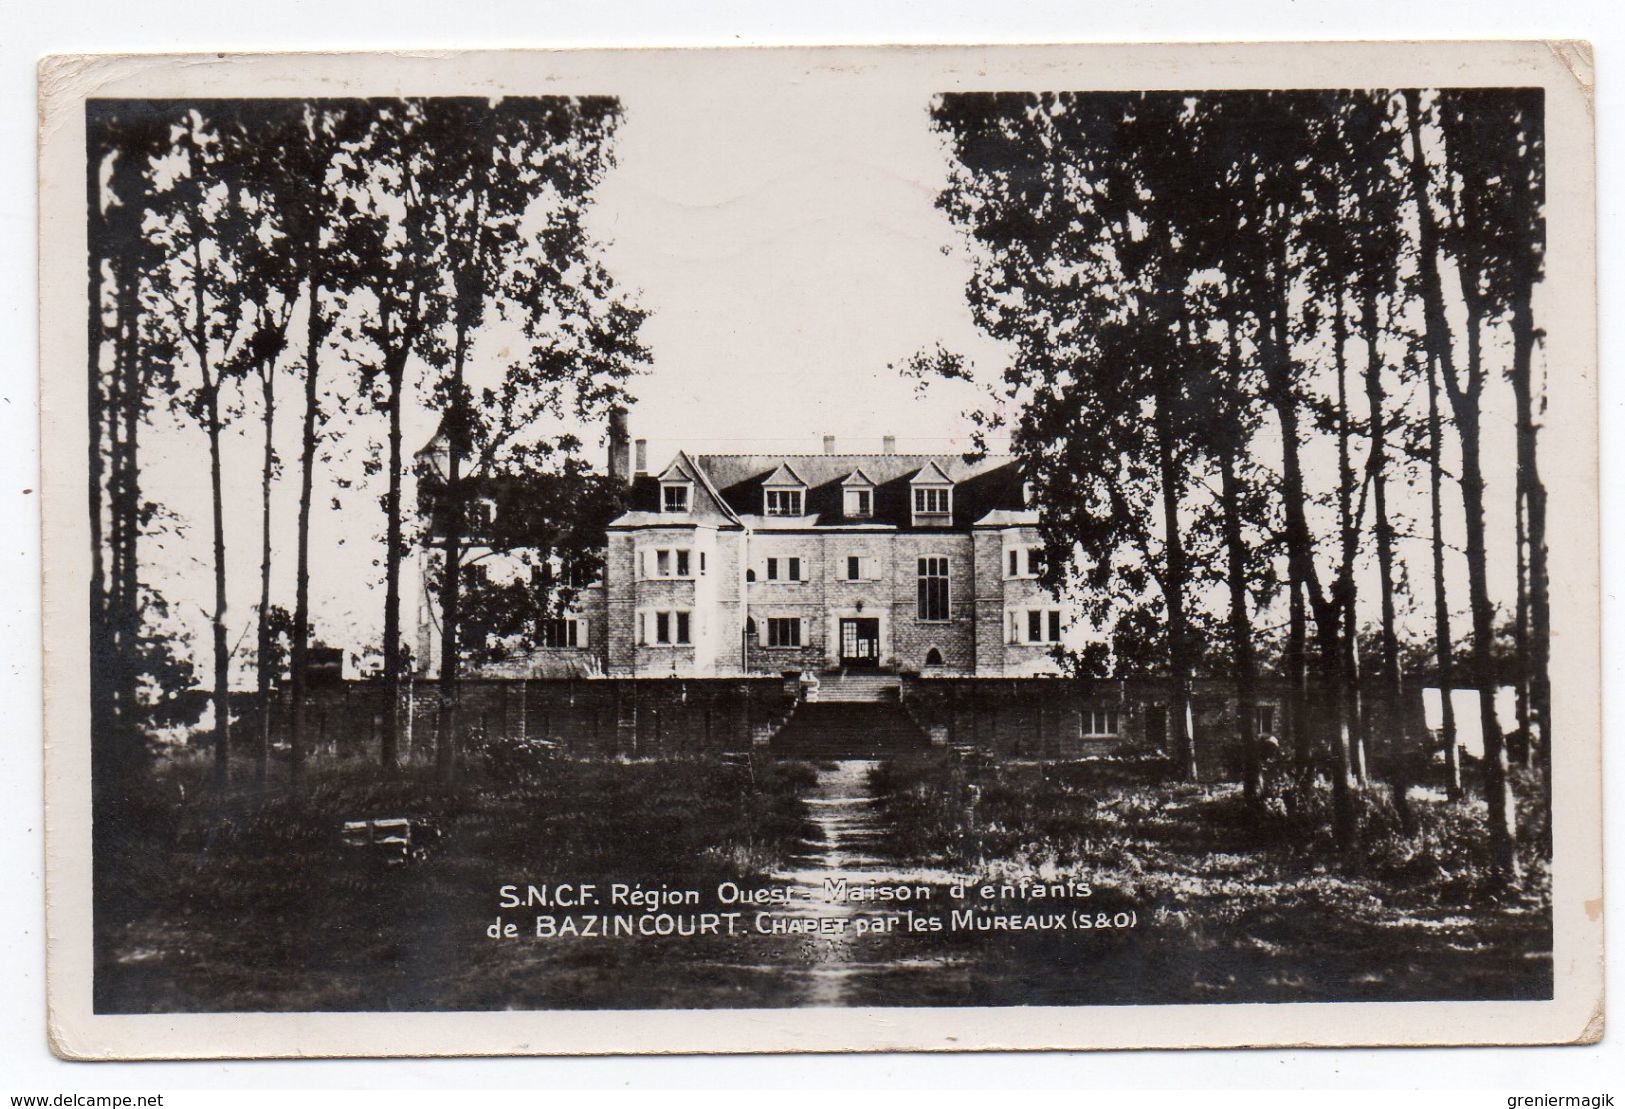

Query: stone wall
<box><xmin>227</xmin><ymin>677</ymin><xmax>793</xmax><ymax>761</ymax></box>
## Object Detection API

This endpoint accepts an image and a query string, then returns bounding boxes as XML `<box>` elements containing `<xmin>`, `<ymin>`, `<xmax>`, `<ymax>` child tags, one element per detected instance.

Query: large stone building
<box><xmin>416</xmin><ymin>418</ymin><xmax>1079</xmax><ymax>680</ymax></box>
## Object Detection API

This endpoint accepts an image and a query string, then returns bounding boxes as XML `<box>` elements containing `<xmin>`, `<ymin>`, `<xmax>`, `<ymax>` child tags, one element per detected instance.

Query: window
<box><xmin>646</xmin><ymin>548</ymin><xmax>693</xmax><ymax>579</ymax></box>
<box><xmin>662</xmin><ymin>484</ymin><xmax>689</xmax><ymax>513</ymax></box>
<box><xmin>1008</xmin><ymin>547</ymin><xmax>1043</xmax><ymax>578</ymax></box>
<box><xmin>766</xmin><ymin>617</ymin><xmax>802</xmax><ymax>647</ymax></box>
<box><xmin>642</xmin><ymin>610</ymin><xmax>692</xmax><ymax>646</ymax></box>
<box><xmin>1256</xmin><ymin>705</ymin><xmax>1276</xmax><ymax>735</ymax></box>
<box><xmin>917</xmin><ymin>557</ymin><xmax>949</xmax><ymax>621</ymax></box>
<box><xmin>765</xmin><ymin>489</ymin><xmax>803</xmax><ymax>516</ymax></box>
<box><xmin>845</xmin><ymin>488</ymin><xmax>873</xmax><ymax>518</ymax></box>
<box><xmin>845</xmin><ymin>555</ymin><xmax>876</xmax><ymax>581</ymax></box>
<box><xmin>700</xmin><ymin>552</ymin><xmax>706</xmax><ymax>575</ymax></box>
<box><xmin>1084</xmin><ymin>709</ymin><xmax>1121</xmax><ymax>737</ymax></box>
<box><xmin>914</xmin><ymin>487</ymin><xmax>950</xmax><ymax>515</ymax></box>
<box><xmin>1022</xmin><ymin>481</ymin><xmax>1036</xmax><ymax>507</ymax></box>
<box><xmin>766</xmin><ymin>557</ymin><xmax>801</xmax><ymax>582</ymax></box>
<box><xmin>467</xmin><ymin>497</ymin><xmax>496</xmax><ymax>532</ymax></box>
<box><xmin>766</xmin><ymin>558</ymin><xmax>777</xmax><ymax>581</ymax></box>
<box><xmin>924</xmin><ymin>647</ymin><xmax>944</xmax><ymax>667</ymax></box>
<box><xmin>1012</xmin><ymin>608</ymin><xmax>1063</xmax><ymax>643</ymax></box>
<box><xmin>540</xmin><ymin>617</ymin><xmax>578</xmax><ymax>648</ymax></box>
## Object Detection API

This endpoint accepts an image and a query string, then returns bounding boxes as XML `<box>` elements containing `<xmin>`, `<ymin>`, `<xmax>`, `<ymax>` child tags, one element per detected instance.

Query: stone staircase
<box><xmin>813</xmin><ymin>671</ymin><xmax>902</xmax><ymax>703</ymax></box>
<box><xmin>770</xmin><ymin>699</ymin><xmax>931</xmax><ymax>760</ymax></box>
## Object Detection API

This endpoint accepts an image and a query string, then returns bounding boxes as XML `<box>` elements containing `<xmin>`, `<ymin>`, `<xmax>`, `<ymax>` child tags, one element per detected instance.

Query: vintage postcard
<box><xmin>38</xmin><ymin>41</ymin><xmax>1601</xmax><ymax>1058</ymax></box>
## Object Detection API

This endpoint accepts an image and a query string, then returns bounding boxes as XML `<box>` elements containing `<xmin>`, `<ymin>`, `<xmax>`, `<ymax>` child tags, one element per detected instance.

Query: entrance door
<box><xmin>839</xmin><ymin>618</ymin><xmax>880</xmax><ymax>668</ymax></box>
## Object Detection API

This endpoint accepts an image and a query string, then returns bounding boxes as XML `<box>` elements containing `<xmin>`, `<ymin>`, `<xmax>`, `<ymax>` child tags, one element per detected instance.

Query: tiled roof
<box><xmin>620</xmin><ymin>453</ymin><xmax>1026</xmax><ymax>531</ymax></box>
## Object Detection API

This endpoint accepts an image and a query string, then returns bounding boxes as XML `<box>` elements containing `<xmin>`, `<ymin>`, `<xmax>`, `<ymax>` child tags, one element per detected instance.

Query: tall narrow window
<box><xmin>655</xmin><ymin>612</ymin><xmax>671</xmax><ymax>644</ymax></box>
<box><xmin>1048</xmin><ymin>610</ymin><xmax>1062</xmax><ymax>642</ymax></box>
<box><xmin>675</xmin><ymin>549</ymin><xmax>690</xmax><ymax>577</ymax></box>
<box><xmin>787</xmin><ymin>556</ymin><xmax>802</xmax><ymax>581</ymax></box>
<box><xmin>655</xmin><ymin>549</ymin><xmax>671</xmax><ymax>577</ymax></box>
<box><xmin>675</xmin><ymin>611</ymin><xmax>691</xmax><ymax>645</ymax></box>
<box><xmin>1028</xmin><ymin>548</ymin><xmax>1044</xmax><ymax>575</ymax></box>
<box><xmin>917</xmin><ymin>557</ymin><xmax>949</xmax><ymax>621</ymax></box>
<box><xmin>766</xmin><ymin>557</ymin><xmax>778</xmax><ymax>581</ymax></box>
<box><xmin>1027</xmin><ymin>609</ymin><xmax>1043</xmax><ymax>642</ymax></box>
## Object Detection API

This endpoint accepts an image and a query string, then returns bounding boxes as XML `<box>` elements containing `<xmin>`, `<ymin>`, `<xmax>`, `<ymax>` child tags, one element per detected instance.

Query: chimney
<box><xmin>607</xmin><ymin>407</ymin><xmax>631</xmax><ymax>485</ymax></box>
<box><xmin>882</xmin><ymin>435</ymin><xmax>896</xmax><ymax>455</ymax></box>
<box><xmin>823</xmin><ymin>435</ymin><xmax>836</xmax><ymax>455</ymax></box>
<box><xmin>634</xmin><ymin>438</ymin><xmax>648</xmax><ymax>477</ymax></box>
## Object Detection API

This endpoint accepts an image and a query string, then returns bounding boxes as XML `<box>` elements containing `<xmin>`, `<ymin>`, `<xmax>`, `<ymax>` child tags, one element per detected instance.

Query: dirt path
<box><xmin>768</xmin><ymin>759</ymin><xmax>963</xmax><ymax>1007</ymax></box>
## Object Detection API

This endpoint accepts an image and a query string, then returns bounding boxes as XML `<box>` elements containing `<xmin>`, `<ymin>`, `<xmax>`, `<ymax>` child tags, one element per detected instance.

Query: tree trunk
<box><xmin>1453</xmin><ymin>308</ymin><xmax>1518</xmax><ymax>877</ymax></box>
<box><xmin>190</xmin><ymin>233</ymin><xmax>232</xmax><ymax>785</ymax></box>
<box><xmin>436</xmin><ymin>354</ymin><xmax>468</xmax><ymax>784</ymax></box>
<box><xmin>1426</xmin><ymin>350</ymin><xmax>1461</xmax><ymax>800</ymax></box>
<box><xmin>1363</xmin><ymin>291</ymin><xmax>1412</xmax><ymax>833</ymax></box>
<box><xmin>1512</xmin><ymin>478</ymin><xmax>1531</xmax><ymax>767</ymax></box>
<box><xmin>1332</xmin><ymin>291</ymin><xmax>1367</xmax><ymax>786</ymax></box>
<box><xmin>381</xmin><ymin>354</ymin><xmax>405</xmax><ymax>771</ymax></box>
<box><xmin>1153</xmin><ymin>381</ymin><xmax>1197</xmax><ymax>782</ymax></box>
<box><xmin>206</xmin><ymin>379</ymin><xmax>231</xmax><ymax>784</ymax></box>
<box><xmin>255</xmin><ymin>360</ymin><xmax>276</xmax><ymax>785</ymax></box>
<box><xmin>1510</xmin><ymin>281</ymin><xmax>1551</xmax><ymax>849</ymax></box>
<box><xmin>1221</xmin><ymin>324</ymin><xmax>1259</xmax><ymax>806</ymax></box>
<box><xmin>289</xmin><ymin>270</ymin><xmax>321</xmax><ymax>791</ymax></box>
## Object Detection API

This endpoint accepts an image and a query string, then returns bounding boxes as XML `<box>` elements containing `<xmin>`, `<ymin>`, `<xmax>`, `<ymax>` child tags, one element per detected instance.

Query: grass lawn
<box><xmin>94</xmin><ymin>744</ymin><xmax>820</xmax><ymax>1013</ymax></box>
<box><xmin>855</xmin><ymin>755</ymin><xmax>1553</xmax><ymax>1006</ymax></box>
<box><xmin>93</xmin><ymin>741</ymin><xmax>1552</xmax><ymax>1013</ymax></box>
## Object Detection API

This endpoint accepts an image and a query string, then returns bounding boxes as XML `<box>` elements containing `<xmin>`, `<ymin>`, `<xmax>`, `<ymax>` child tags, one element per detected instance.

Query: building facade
<box><xmin>416</xmin><ymin>427</ymin><xmax>1079</xmax><ymax>680</ymax></box>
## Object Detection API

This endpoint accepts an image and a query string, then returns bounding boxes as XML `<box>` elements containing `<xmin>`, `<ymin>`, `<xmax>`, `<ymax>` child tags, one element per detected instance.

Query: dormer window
<box><xmin>909</xmin><ymin>461</ymin><xmax>955</xmax><ymax>526</ymax></box>
<box><xmin>662</xmin><ymin>483</ymin><xmax>690</xmax><ymax>513</ymax></box>
<box><xmin>760</xmin><ymin>461</ymin><xmax>808</xmax><ymax>517</ymax></box>
<box><xmin>765</xmin><ymin>489</ymin><xmax>803</xmax><ymax>517</ymax></box>
<box><xmin>1022</xmin><ymin>480</ymin><xmax>1036</xmax><ymax>507</ymax></box>
<box><xmin>842</xmin><ymin>468</ymin><xmax>875</xmax><ymax>519</ymax></box>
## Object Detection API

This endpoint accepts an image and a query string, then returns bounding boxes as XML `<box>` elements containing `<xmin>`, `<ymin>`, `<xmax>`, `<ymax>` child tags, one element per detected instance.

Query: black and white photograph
<box><xmin>36</xmin><ymin>42</ymin><xmax>1602</xmax><ymax>1057</ymax></box>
